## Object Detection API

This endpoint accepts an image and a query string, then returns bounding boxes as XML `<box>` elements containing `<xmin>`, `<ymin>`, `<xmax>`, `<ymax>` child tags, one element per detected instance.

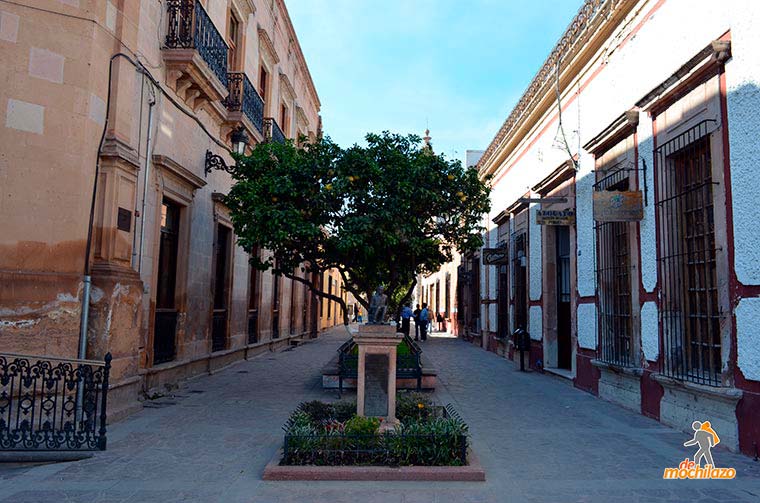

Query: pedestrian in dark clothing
<box><xmin>413</xmin><ymin>304</ymin><xmax>421</xmax><ymax>341</ymax></box>
<box><xmin>436</xmin><ymin>312</ymin><xmax>444</xmax><ymax>332</ymax></box>
<box><xmin>419</xmin><ymin>303</ymin><xmax>429</xmax><ymax>341</ymax></box>
<box><xmin>401</xmin><ymin>304</ymin><xmax>413</xmax><ymax>338</ymax></box>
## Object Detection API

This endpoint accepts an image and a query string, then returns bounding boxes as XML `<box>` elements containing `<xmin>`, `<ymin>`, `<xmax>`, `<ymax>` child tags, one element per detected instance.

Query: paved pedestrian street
<box><xmin>2</xmin><ymin>327</ymin><xmax>759</xmax><ymax>503</ymax></box>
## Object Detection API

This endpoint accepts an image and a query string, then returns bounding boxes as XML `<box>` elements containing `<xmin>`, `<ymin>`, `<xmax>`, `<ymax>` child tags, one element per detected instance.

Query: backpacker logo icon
<box><xmin>662</xmin><ymin>421</ymin><xmax>736</xmax><ymax>479</ymax></box>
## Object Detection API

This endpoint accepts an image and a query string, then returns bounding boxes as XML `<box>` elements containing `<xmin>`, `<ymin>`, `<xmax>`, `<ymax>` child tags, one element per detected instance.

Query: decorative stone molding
<box><xmin>296</xmin><ymin>105</ymin><xmax>309</xmax><ymax>130</ymax></box>
<box><xmin>153</xmin><ymin>155</ymin><xmax>206</xmax><ymax>205</ymax></box>
<box><xmin>531</xmin><ymin>160</ymin><xmax>577</xmax><ymax>195</ymax></box>
<box><xmin>478</xmin><ymin>0</ymin><xmax>630</xmax><ymax>175</ymax></box>
<box><xmin>100</xmin><ymin>136</ymin><xmax>140</xmax><ymax>171</ymax></box>
<box><xmin>583</xmin><ymin>110</ymin><xmax>639</xmax><ymax>156</ymax></box>
<box><xmin>279</xmin><ymin>72</ymin><xmax>296</xmax><ymax>104</ymax></box>
<box><xmin>258</xmin><ymin>27</ymin><xmax>280</xmax><ymax>67</ymax></box>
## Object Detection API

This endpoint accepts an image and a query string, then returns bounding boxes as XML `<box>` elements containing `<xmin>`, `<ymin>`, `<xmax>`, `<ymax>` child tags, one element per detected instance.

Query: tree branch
<box><xmin>282</xmin><ymin>271</ymin><xmax>350</xmax><ymax>326</ymax></box>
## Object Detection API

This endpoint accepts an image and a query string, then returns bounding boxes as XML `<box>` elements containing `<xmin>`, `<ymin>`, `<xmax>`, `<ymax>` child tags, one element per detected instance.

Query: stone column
<box><xmin>354</xmin><ymin>324</ymin><xmax>402</xmax><ymax>430</ymax></box>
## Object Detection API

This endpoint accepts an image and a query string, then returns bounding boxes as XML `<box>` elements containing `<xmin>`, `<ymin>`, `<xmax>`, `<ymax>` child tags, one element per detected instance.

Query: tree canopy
<box><xmin>225</xmin><ymin>132</ymin><xmax>491</xmax><ymax>325</ymax></box>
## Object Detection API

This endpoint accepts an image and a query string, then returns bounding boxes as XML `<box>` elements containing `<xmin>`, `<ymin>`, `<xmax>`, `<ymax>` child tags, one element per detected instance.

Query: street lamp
<box><xmin>205</xmin><ymin>126</ymin><xmax>249</xmax><ymax>176</ymax></box>
<box><xmin>231</xmin><ymin>126</ymin><xmax>249</xmax><ymax>154</ymax></box>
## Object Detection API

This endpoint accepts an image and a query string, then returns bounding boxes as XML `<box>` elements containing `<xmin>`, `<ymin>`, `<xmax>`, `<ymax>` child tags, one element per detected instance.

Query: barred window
<box><xmin>595</xmin><ymin>176</ymin><xmax>633</xmax><ymax>366</ymax></box>
<box><xmin>512</xmin><ymin>233</ymin><xmax>527</xmax><ymax>331</ymax></box>
<box><xmin>655</xmin><ymin>120</ymin><xmax>721</xmax><ymax>386</ymax></box>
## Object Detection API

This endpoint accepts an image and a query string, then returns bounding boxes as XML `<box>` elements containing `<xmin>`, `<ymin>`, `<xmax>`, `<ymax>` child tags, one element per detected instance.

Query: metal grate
<box><xmin>594</xmin><ymin>173</ymin><xmax>633</xmax><ymax>366</ymax></box>
<box><xmin>211</xmin><ymin>310</ymin><xmax>228</xmax><ymax>352</ymax></box>
<box><xmin>655</xmin><ymin>120</ymin><xmax>721</xmax><ymax>386</ymax></box>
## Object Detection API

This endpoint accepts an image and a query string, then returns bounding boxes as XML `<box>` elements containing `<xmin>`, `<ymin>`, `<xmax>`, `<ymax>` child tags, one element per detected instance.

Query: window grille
<box><xmin>655</xmin><ymin>120</ymin><xmax>721</xmax><ymax>386</ymax></box>
<box><xmin>594</xmin><ymin>172</ymin><xmax>633</xmax><ymax>366</ymax></box>
<box><xmin>512</xmin><ymin>233</ymin><xmax>527</xmax><ymax>331</ymax></box>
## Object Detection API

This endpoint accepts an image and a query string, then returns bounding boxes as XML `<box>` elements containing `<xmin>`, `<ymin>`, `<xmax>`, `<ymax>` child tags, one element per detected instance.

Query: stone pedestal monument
<box><xmin>354</xmin><ymin>324</ymin><xmax>402</xmax><ymax>429</ymax></box>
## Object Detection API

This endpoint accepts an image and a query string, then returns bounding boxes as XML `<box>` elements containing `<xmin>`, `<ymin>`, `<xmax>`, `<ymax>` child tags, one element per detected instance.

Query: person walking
<box><xmin>401</xmin><ymin>303</ymin><xmax>413</xmax><ymax>338</ymax></box>
<box><xmin>419</xmin><ymin>303</ymin><xmax>430</xmax><ymax>341</ymax></box>
<box><xmin>436</xmin><ymin>312</ymin><xmax>444</xmax><ymax>332</ymax></box>
<box><xmin>413</xmin><ymin>304</ymin><xmax>421</xmax><ymax>341</ymax></box>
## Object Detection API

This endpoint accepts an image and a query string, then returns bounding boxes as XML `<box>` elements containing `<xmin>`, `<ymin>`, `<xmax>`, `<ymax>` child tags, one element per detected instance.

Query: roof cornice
<box><xmin>275</xmin><ymin>0</ymin><xmax>321</xmax><ymax>110</ymax></box>
<box><xmin>477</xmin><ymin>0</ymin><xmax>636</xmax><ymax>177</ymax></box>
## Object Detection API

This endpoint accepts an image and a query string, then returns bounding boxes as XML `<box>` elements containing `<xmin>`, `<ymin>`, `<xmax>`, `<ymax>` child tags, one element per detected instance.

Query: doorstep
<box><xmin>544</xmin><ymin>367</ymin><xmax>574</xmax><ymax>381</ymax></box>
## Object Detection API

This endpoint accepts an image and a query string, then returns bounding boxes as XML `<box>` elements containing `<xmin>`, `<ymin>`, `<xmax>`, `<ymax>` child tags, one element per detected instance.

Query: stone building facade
<box><xmin>0</xmin><ymin>0</ymin><xmax>333</xmax><ymax>420</ymax></box>
<box><xmin>454</xmin><ymin>0</ymin><xmax>760</xmax><ymax>455</ymax></box>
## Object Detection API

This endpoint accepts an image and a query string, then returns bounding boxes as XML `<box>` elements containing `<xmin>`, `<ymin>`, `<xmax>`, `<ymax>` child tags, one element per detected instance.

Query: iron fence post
<box><xmin>98</xmin><ymin>353</ymin><xmax>112</xmax><ymax>450</ymax></box>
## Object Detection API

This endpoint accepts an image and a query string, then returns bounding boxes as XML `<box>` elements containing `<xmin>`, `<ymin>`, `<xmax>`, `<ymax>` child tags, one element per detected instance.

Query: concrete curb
<box><xmin>262</xmin><ymin>448</ymin><xmax>486</xmax><ymax>481</ymax></box>
<box><xmin>0</xmin><ymin>451</ymin><xmax>94</xmax><ymax>463</ymax></box>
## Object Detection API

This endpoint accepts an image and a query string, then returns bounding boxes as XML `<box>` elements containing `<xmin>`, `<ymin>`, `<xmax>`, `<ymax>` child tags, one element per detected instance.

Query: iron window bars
<box><xmin>655</xmin><ymin>119</ymin><xmax>722</xmax><ymax>386</ymax></box>
<box><xmin>594</xmin><ymin>171</ymin><xmax>634</xmax><ymax>366</ymax></box>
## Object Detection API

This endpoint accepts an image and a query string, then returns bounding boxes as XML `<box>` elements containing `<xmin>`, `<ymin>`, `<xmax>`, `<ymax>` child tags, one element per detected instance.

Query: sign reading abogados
<box><xmin>536</xmin><ymin>208</ymin><xmax>575</xmax><ymax>225</ymax></box>
<box><xmin>593</xmin><ymin>191</ymin><xmax>644</xmax><ymax>221</ymax></box>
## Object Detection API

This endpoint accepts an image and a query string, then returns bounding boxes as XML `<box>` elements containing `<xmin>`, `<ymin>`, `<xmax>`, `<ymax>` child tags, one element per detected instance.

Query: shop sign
<box><xmin>482</xmin><ymin>248</ymin><xmax>509</xmax><ymax>265</ymax></box>
<box><xmin>536</xmin><ymin>208</ymin><xmax>576</xmax><ymax>225</ymax></box>
<box><xmin>593</xmin><ymin>191</ymin><xmax>644</xmax><ymax>221</ymax></box>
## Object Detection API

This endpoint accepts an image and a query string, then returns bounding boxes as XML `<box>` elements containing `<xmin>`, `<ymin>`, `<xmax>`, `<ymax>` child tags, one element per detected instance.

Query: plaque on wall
<box><xmin>364</xmin><ymin>353</ymin><xmax>389</xmax><ymax>416</ymax></box>
<box><xmin>593</xmin><ymin>191</ymin><xmax>644</xmax><ymax>221</ymax></box>
<box><xmin>117</xmin><ymin>207</ymin><xmax>132</xmax><ymax>232</ymax></box>
<box><xmin>536</xmin><ymin>208</ymin><xmax>575</xmax><ymax>225</ymax></box>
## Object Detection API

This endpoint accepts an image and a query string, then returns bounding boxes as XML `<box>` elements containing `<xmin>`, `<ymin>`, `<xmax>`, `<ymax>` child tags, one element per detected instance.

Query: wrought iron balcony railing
<box><xmin>165</xmin><ymin>0</ymin><xmax>228</xmax><ymax>88</ymax></box>
<box><xmin>264</xmin><ymin>117</ymin><xmax>286</xmax><ymax>144</ymax></box>
<box><xmin>0</xmin><ymin>352</ymin><xmax>111</xmax><ymax>451</ymax></box>
<box><xmin>225</xmin><ymin>72</ymin><xmax>264</xmax><ymax>136</ymax></box>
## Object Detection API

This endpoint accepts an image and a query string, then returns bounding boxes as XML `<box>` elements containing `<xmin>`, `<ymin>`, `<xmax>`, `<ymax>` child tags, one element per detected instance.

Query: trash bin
<box><xmin>512</xmin><ymin>328</ymin><xmax>530</xmax><ymax>371</ymax></box>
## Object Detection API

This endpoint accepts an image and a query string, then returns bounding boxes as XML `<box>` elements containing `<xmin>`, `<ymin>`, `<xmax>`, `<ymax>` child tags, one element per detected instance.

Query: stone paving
<box><xmin>1</xmin><ymin>326</ymin><xmax>759</xmax><ymax>502</ymax></box>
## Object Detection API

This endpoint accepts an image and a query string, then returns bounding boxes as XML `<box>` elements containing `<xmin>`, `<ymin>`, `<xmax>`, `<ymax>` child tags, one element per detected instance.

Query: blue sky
<box><xmin>287</xmin><ymin>0</ymin><xmax>582</xmax><ymax>164</ymax></box>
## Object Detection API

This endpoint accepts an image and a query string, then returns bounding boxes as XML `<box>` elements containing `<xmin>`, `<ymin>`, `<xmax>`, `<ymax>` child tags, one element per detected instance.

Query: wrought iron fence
<box><xmin>264</xmin><ymin>117</ymin><xmax>286</xmax><ymax>144</ymax></box>
<box><xmin>225</xmin><ymin>72</ymin><xmax>264</xmax><ymax>135</ymax></box>
<box><xmin>0</xmin><ymin>353</ymin><xmax>111</xmax><ymax>451</ymax></box>
<box><xmin>165</xmin><ymin>0</ymin><xmax>228</xmax><ymax>87</ymax></box>
<box><xmin>655</xmin><ymin>119</ymin><xmax>722</xmax><ymax>386</ymax></box>
<box><xmin>211</xmin><ymin>310</ymin><xmax>228</xmax><ymax>352</ymax></box>
<box><xmin>282</xmin><ymin>404</ymin><xmax>467</xmax><ymax>466</ymax></box>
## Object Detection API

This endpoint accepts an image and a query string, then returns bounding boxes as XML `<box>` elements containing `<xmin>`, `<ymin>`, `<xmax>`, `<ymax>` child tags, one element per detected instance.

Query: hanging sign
<box><xmin>536</xmin><ymin>208</ymin><xmax>576</xmax><ymax>225</ymax></box>
<box><xmin>593</xmin><ymin>191</ymin><xmax>644</xmax><ymax>221</ymax></box>
<box><xmin>482</xmin><ymin>248</ymin><xmax>509</xmax><ymax>265</ymax></box>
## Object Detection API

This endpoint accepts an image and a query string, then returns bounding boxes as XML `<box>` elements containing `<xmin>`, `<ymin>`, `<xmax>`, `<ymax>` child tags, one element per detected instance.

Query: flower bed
<box><xmin>280</xmin><ymin>393</ymin><xmax>469</xmax><ymax>466</ymax></box>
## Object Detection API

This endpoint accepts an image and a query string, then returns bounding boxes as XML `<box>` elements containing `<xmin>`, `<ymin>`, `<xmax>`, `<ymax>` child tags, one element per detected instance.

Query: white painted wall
<box><xmin>640</xmin><ymin>301</ymin><xmax>659</xmax><ymax>362</ymax></box>
<box><xmin>478</xmin><ymin>0</ymin><xmax>760</xmax><ymax>379</ymax></box>
<box><xmin>577</xmin><ymin>303</ymin><xmax>596</xmax><ymax>350</ymax></box>
<box><xmin>736</xmin><ymin>297</ymin><xmax>760</xmax><ymax>381</ymax></box>
<box><xmin>529</xmin><ymin>305</ymin><xmax>542</xmax><ymax>341</ymax></box>
<box><xmin>528</xmin><ymin>205</ymin><xmax>542</xmax><ymax>301</ymax></box>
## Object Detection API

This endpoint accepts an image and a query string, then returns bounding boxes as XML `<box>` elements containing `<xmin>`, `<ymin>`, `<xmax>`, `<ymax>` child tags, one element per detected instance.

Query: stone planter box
<box><xmin>262</xmin><ymin>448</ymin><xmax>486</xmax><ymax>481</ymax></box>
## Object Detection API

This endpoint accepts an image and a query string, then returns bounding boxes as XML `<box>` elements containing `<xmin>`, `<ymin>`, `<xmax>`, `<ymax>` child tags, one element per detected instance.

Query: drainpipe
<box><xmin>137</xmin><ymin>88</ymin><xmax>157</xmax><ymax>274</ymax></box>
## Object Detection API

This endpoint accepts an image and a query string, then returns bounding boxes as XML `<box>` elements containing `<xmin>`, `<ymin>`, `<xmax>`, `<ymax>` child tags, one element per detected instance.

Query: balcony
<box><xmin>264</xmin><ymin>117</ymin><xmax>286</xmax><ymax>144</ymax></box>
<box><xmin>163</xmin><ymin>0</ymin><xmax>228</xmax><ymax>121</ymax></box>
<box><xmin>224</xmin><ymin>72</ymin><xmax>265</xmax><ymax>139</ymax></box>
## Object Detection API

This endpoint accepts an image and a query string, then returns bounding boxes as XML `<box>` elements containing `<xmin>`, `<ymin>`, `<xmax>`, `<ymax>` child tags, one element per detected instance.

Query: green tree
<box><xmin>225</xmin><ymin>132</ymin><xmax>491</xmax><ymax>328</ymax></box>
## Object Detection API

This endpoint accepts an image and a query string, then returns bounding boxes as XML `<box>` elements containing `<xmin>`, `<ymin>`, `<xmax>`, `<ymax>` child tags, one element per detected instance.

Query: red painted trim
<box><xmin>490</xmin><ymin>0</ymin><xmax>668</xmax><ymax>187</ymax></box>
<box><xmin>577</xmin><ymin>295</ymin><xmax>596</xmax><ymax>305</ymax></box>
<box><xmin>528</xmin><ymin>299</ymin><xmax>542</xmax><ymax>307</ymax></box>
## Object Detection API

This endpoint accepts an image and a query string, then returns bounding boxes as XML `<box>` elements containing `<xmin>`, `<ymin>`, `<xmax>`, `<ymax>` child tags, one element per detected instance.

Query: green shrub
<box><xmin>332</xmin><ymin>400</ymin><xmax>356</xmax><ymax>422</ymax></box>
<box><xmin>299</xmin><ymin>400</ymin><xmax>335</xmax><ymax>424</ymax></box>
<box><xmin>396</xmin><ymin>391</ymin><xmax>434</xmax><ymax>423</ymax></box>
<box><xmin>344</xmin><ymin>415</ymin><xmax>380</xmax><ymax>436</ymax></box>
